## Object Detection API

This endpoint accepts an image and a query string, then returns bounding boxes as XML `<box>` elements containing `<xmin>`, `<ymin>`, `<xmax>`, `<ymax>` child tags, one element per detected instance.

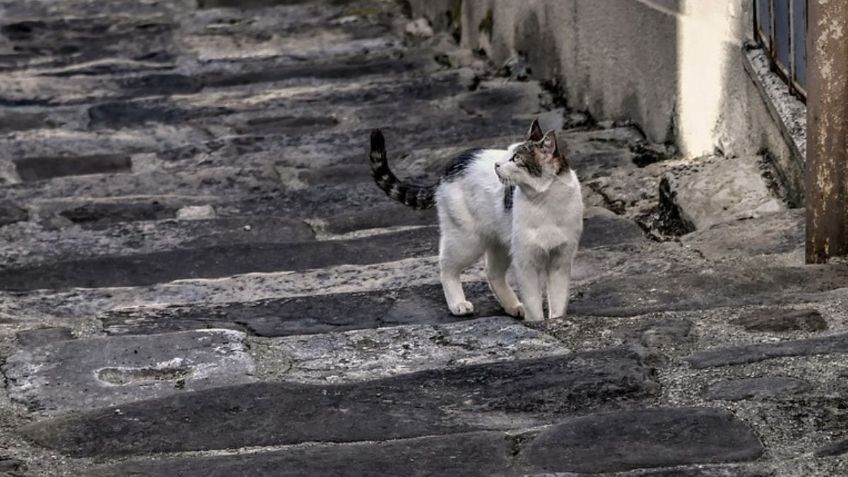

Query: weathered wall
<box><xmin>409</xmin><ymin>0</ymin><xmax>803</xmax><ymax>197</ymax></box>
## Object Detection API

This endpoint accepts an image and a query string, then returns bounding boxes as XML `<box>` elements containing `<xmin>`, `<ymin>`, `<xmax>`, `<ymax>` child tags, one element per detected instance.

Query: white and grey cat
<box><xmin>369</xmin><ymin>120</ymin><xmax>583</xmax><ymax>322</ymax></box>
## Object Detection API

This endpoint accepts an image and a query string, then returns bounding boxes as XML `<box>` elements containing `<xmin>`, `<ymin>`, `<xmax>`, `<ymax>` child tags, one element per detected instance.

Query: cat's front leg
<box><xmin>547</xmin><ymin>243</ymin><xmax>577</xmax><ymax>319</ymax></box>
<box><xmin>513</xmin><ymin>253</ymin><xmax>545</xmax><ymax>322</ymax></box>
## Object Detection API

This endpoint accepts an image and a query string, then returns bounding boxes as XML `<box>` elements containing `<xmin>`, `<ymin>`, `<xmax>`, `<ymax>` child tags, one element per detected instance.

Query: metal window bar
<box><xmin>754</xmin><ymin>0</ymin><xmax>807</xmax><ymax>100</ymax></box>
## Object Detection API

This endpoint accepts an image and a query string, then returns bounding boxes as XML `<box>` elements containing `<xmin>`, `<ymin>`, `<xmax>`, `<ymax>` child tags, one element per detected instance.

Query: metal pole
<box><xmin>806</xmin><ymin>0</ymin><xmax>848</xmax><ymax>263</ymax></box>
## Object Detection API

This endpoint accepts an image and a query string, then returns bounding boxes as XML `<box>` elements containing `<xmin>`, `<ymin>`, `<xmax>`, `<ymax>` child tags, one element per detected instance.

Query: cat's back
<box><xmin>438</xmin><ymin>148</ymin><xmax>507</xmax><ymax>196</ymax></box>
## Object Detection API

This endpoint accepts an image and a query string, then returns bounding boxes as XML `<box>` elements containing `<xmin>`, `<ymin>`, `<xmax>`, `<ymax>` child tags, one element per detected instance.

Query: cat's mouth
<box><xmin>495</xmin><ymin>168</ymin><xmax>510</xmax><ymax>185</ymax></box>
<box><xmin>496</xmin><ymin>173</ymin><xmax>514</xmax><ymax>186</ymax></box>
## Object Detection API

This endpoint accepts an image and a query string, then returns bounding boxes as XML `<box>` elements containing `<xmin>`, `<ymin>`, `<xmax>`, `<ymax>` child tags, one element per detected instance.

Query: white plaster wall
<box><xmin>408</xmin><ymin>0</ymin><xmax>802</xmax><ymax>196</ymax></box>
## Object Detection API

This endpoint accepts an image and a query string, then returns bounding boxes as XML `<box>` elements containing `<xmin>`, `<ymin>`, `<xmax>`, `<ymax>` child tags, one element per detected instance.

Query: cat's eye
<box><xmin>509</xmin><ymin>155</ymin><xmax>517</xmax><ymax>162</ymax></box>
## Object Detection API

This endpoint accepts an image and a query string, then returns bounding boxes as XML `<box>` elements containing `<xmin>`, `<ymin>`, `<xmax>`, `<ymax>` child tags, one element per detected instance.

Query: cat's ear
<box><xmin>542</xmin><ymin>130</ymin><xmax>570</xmax><ymax>171</ymax></box>
<box><xmin>541</xmin><ymin>130</ymin><xmax>559</xmax><ymax>156</ymax></box>
<box><xmin>527</xmin><ymin>119</ymin><xmax>543</xmax><ymax>142</ymax></box>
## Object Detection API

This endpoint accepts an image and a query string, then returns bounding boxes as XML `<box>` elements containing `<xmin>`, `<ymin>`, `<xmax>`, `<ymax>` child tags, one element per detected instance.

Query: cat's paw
<box><xmin>505</xmin><ymin>303</ymin><xmax>525</xmax><ymax>319</ymax></box>
<box><xmin>449</xmin><ymin>301</ymin><xmax>474</xmax><ymax>316</ymax></box>
<box><xmin>522</xmin><ymin>312</ymin><xmax>544</xmax><ymax>323</ymax></box>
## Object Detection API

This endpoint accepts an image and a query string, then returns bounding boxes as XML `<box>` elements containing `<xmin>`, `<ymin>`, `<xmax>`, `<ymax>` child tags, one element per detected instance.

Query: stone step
<box><xmin>0</xmin><ymin>126</ymin><xmax>208</xmax><ymax>178</ymax></box>
<box><xmin>4</xmin><ymin>329</ymin><xmax>255</xmax><ymax>413</ymax></box>
<box><xmin>687</xmin><ymin>332</ymin><xmax>848</xmax><ymax>369</ymax></box>
<box><xmin>99</xmin><ymin>282</ymin><xmax>501</xmax><ymax>337</ymax></box>
<box><xmin>0</xmin><ymin>236</ymin><xmax>615</xmax><ymax>323</ymax></box>
<box><xmin>80</xmin><ymin>69</ymin><xmax>469</xmax><ymax>131</ymax></box>
<box><xmin>3</xmin><ymin>165</ymin><xmax>281</xmax><ymax>202</ymax></box>
<box><xmin>0</xmin><ymin>216</ymin><xmax>315</xmax><ymax>270</ymax></box>
<box><xmin>569</xmin><ymin>260</ymin><xmax>848</xmax><ymax>317</ymax></box>
<box><xmin>86</xmin><ymin>408</ymin><xmax>763</xmax><ymax>476</ymax></box>
<box><xmin>261</xmin><ymin>316</ymin><xmax>569</xmax><ymax>384</ymax></box>
<box><xmin>0</xmin><ymin>226</ymin><xmax>439</xmax><ymax>290</ymax></box>
<box><xmin>681</xmin><ymin>208</ymin><xmax>805</xmax><ymax>259</ymax></box>
<box><xmin>20</xmin><ymin>347</ymin><xmax>655</xmax><ymax>457</ymax></box>
<box><xmin>0</xmin><ymin>14</ymin><xmax>179</xmax><ymax>73</ymax></box>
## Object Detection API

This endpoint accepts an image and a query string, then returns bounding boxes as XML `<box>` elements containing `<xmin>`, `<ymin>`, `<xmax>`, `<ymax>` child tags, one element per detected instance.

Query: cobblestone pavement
<box><xmin>0</xmin><ymin>1</ymin><xmax>847</xmax><ymax>476</ymax></box>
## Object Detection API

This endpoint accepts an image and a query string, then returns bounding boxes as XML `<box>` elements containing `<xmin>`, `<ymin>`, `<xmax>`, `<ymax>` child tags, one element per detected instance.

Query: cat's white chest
<box><xmin>511</xmin><ymin>178</ymin><xmax>583</xmax><ymax>252</ymax></box>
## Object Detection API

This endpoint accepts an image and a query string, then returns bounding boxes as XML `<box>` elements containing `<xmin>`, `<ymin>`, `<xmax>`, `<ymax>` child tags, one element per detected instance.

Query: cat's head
<box><xmin>495</xmin><ymin>119</ymin><xmax>569</xmax><ymax>191</ymax></box>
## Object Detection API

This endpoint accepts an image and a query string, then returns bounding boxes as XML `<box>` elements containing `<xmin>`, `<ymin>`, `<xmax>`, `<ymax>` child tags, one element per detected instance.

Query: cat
<box><xmin>368</xmin><ymin>119</ymin><xmax>583</xmax><ymax>322</ymax></box>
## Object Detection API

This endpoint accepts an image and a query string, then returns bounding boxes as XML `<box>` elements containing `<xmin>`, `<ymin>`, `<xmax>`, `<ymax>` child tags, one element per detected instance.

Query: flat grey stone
<box><xmin>0</xmin><ymin>110</ymin><xmax>47</xmax><ymax>132</ymax></box>
<box><xmin>0</xmin><ymin>227</ymin><xmax>438</xmax><ymax>290</ymax></box>
<box><xmin>15</xmin><ymin>327</ymin><xmax>73</xmax><ymax>348</ymax></box>
<box><xmin>272</xmin><ymin>317</ymin><xmax>570</xmax><ymax>384</ymax></box>
<box><xmin>456</xmin><ymin>81</ymin><xmax>543</xmax><ymax>117</ymax></box>
<box><xmin>815</xmin><ymin>438</ymin><xmax>848</xmax><ymax>457</ymax></box>
<box><xmin>13</xmin><ymin>154</ymin><xmax>132</xmax><ymax>181</ymax></box>
<box><xmin>4</xmin><ymin>329</ymin><xmax>255</xmax><ymax>413</ymax></box>
<box><xmin>522</xmin><ymin>408</ymin><xmax>763</xmax><ymax>473</ymax></box>
<box><xmin>100</xmin><ymin>282</ymin><xmax>502</xmax><ymax>337</ymax></box>
<box><xmin>321</xmin><ymin>203</ymin><xmax>436</xmax><ymax>234</ymax></box>
<box><xmin>86</xmin><ymin>433</ymin><xmax>769</xmax><ymax>477</ymax></box>
<box><xmin>580</xmin><ymin>212</ymin><xmax>646</xmax><ymax>248</ymax></box>
<box><xmin>58</xmin><ymin>201</ymin><xmax>177</xmax><ymax>227</ymax></box>
<box><xmin>2</xmin><ymin>216</ymin><xmax>315</xmax><ymax>271</ymax></box>
<box><xmin>569</xmin><ymin>263</ymin><xmax>848</xmax><ymax>317</ymax></box>
<box><xmin>21</xmin><ymin>347</ymin><xmax>655</xmax><ymax>456</ymax></box>
<box><xmin>6</xmin><ymin>165</ymin><xmax>281</xmax><ymax>202</ymax></box>
<box><xmin>199</xmin><ymin>57</ymin><xmax>416</xmax><ymax>89</ymax></box>
<box><xmin>0</xmin><ymin>201</ymin><xmax>27</xmax><ymax>227</ymax></box>
<box><xmin>703</xmin><ymin>376</ymin><xmax>811</xmax><ymax>401</ymax></box>
<box><xmin>571</xmin><ymin>466</ymin><xmax>772</xmax><ymax>477</ymax></box>
<box><xmin>681</xmin><ymin>208</ymin><xmax>804</xmax><ymax>258</ymax></box>
<box><xmin>618</xmin><ymin>318</ymin><xmax>693</xmax><ymax>348</ymax></box>
<box><xmin>87</xmin><ymin>432</ymin><xmax>515</xmax><ymax>477</ymax></box>
<box><xmin>732</xmin><ymin>308</ymin><xmax>827</xmax><ymax>332</ymax></box>
<box><xmin>662</xmin><ymin>156</ymin><xmax>786</xmax><ymax>231</ymax></box>
<box><xmin>688</xmin><ymin>332</ymin><xmax>848</xmax><ymax>368</ymax></box>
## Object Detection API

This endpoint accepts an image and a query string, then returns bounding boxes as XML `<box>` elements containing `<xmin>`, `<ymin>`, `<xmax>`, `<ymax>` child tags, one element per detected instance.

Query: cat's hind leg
<box><xmin>485</xmin><ymin>245</ymin><xmax>523</xmax><ymax>318</ymax></box>
<box><xmin>439</xmin><ymin>230</ymin><xmax>484</xmax><ymax>316</ymax></box>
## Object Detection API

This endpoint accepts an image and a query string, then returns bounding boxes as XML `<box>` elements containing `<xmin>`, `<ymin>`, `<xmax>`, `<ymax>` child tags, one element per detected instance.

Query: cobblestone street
<box><xmin>1</xmin><ymin>1</ymin><xmax>847</xmax><ymax>475</ymax></box>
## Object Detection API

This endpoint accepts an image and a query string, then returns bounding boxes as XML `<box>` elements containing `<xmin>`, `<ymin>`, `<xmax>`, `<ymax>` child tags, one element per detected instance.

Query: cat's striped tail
<box><xmin>369</xmin><ymin>129</ymin><xmax>436</xmax><ymax>210</ymax></box>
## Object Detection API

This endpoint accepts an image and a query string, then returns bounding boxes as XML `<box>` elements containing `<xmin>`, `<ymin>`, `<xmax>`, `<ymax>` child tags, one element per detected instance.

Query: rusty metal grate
<box><xmin>755</xmin><ymin>0</ymin><xmax>808</xmax><ymax>100</ymax></box>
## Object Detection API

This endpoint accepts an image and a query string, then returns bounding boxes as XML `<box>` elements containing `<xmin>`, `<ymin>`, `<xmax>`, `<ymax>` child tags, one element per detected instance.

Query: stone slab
<box><xmin>0</xmin><ymin>201</ymin><xmax>27</xmax><ymax>226</ymax></box>
<box><xmin>20</xmin><ymin>347</ymin><xmax>655</xmax><ymax>456</ymax></box>
<box><xmin>4</xmin><ymin>329</ymin><xmax>255</xmax><ymax>413</ymax></box>
<box><xmin>5</xmin><ymin>166</ymin><xmax>281</xmax><ymax>202</ymax></box>
<box><xmin>732</xmin><ymin>308</ymin><xmax>827</xmax><ymax>333</ymax></box>
<box><xmin>1</xmin><ymin>216</ymin><xmax>315</xmax><ymax>270</ymax></box>
<box><xmin>13</xmin><ymin>154</ymin><xmax>132</xmax><ymax>181</ymax></box>
<box><xmin>569</xmin><ymin>263</ymin><xmax>848</xmax><ymax>317</ymax></box>
<box><xmin>662</xmin><ymin>156</ymin><xmax>786</xmax><ymax>231</ymax></box>
<box><xmin>681</xmin><ymin>208</ymin><xmax>804</xmax><ymax>259</ymax></box>
<box><xmin>580</xmin><ymin>209</ymin><xmax>646</xmax><ymax>248</ymax></box>
<box><xmin>15</xmin><ymin>327</ymin><xmax>74</xmax><ymax>348</ymax></box>
<box><xmin>87</xmin><ymin>432</ymin><xmax>516</xmax><ymax>477</ymax></box>
<box><xmin>618</xmin><ymin>318</ymin><xmax>694</xmax><ymax>348</ymax></box>
<box><xmin>100</xmin><ymin>282</ymin><xmax>502</xmax><ymax>337</ymax></box>
<box><xmin>521</xmin><ymin>408</ymin><xmax>763</xmax><ymax>473</ymax></box>
<box><xmin>58</xmin><ymin>200</ymin><xmax>177</xmax><ymax>227</ymax></box>
<box><xmin>703</xmin><ymin>376</ymin><xmax>811</xmax><ymax>401</ymax></box>
<box><xmin>0</xmin><ymin>227</ymin><xmax>439</xmax><ymax>290</ymax></box>
<box><xmin>815</xmin><ymin>438</ymin><xmax>848</xmax><ymax>457</ymax></box>
<box><xmin>688</xmin><ymin>332</ymin><xmax>848</xmax><ymax>368</ymax></box>
<box><xmin>270</xmin><ymin>316</ymin><xmax>570</xmax><ymax>384</ymax></box>
<box><xmin>321</xmin><ymin>203</ymin><xmax>436</xmax><ymax>234</ymax></box>
<box><xmin>86</xmin><ymin>416</ymin><xmax>765</xmax><ymax>477</ymax></box>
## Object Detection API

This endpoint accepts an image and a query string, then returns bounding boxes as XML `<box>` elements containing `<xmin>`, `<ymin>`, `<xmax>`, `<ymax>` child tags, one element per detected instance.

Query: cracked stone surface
<box><xmin>0</xmin><ymin>0</ymin><xmax>845</xmax><ymax>475</ymax></box>
<box><xmin>4</xmin><ymin>329</ymin><xmax>255</xmax><ymax>413</ymax></box>
<box><xmin>662</xmin><ymin>155</ymin><xmax>787</xmax><ymax>231</ymax></box>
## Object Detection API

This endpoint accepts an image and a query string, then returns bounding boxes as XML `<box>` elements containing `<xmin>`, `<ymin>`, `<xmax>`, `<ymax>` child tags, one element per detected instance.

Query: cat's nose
<box><xmin>494</xmin><ymin>163</ymin><xmax>501</xmax><ymax>169</ymax></box>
